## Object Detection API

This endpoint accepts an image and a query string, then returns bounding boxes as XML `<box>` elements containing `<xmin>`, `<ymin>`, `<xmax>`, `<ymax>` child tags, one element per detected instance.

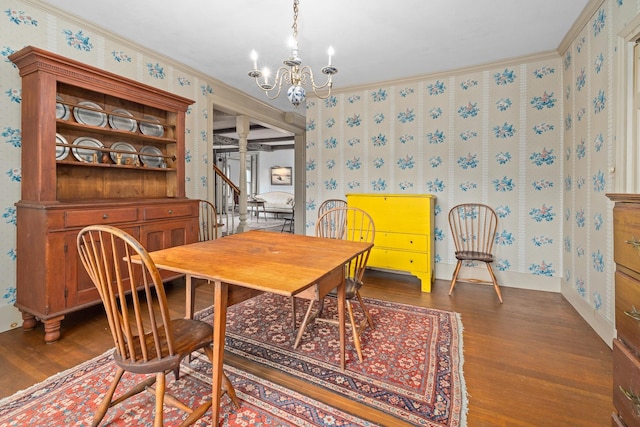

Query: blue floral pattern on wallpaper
<box><xmin>306</xmin><ymin>56</ymin><xmax>565</xmax><ymax>288</ymax></box>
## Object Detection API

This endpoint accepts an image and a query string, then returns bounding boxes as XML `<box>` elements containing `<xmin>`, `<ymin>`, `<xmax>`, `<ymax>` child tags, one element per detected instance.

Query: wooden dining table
<box><xmin>144</xmin><ymin>230</ymin><xmax>373</xmax><ymax>426</ymax></box>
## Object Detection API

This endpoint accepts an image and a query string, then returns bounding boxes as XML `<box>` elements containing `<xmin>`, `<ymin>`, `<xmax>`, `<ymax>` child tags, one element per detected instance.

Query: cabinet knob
<box><xmin>168</xmin><ymin>209</ymin><xmax>173</xmax><ymax>214</ymax></box>
<box><xmin>102</xmin><ymin>214</ymin><xmax>108</xmax><ymax>219</ymax></box>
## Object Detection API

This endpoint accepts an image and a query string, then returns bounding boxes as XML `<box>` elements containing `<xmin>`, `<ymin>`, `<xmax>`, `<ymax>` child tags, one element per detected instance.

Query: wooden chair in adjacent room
<box><xmin>76</xmin><ymin>225</ymin><xmax>238</xmax><ymax>427</ymax></box>
<box><xmin>197</xmin><ymin>199</ymin><xmax>221</xmax><ymax>241</ymax></box>
<box><xmin>317</xmin><ymin>198</ymin><xmax>347</xmax><ymax>217</ymax></box>
<box><xmin>448</xmin><ymin>203</ymin><xmax>503</xmax><ymax>303</ymax></box>
<box><xmin>293</xmin><ymin>207</ymin><xmax>375</xmax><ymax>362</ymax></box>
<box><xmin>280</xmin><ymin>200</ymin><xmax>295</xmax><ymax>233</ymax></box>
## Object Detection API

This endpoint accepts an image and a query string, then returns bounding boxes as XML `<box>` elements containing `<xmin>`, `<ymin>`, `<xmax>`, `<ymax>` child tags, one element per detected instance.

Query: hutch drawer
<box><xmin>65</xmin><ymin>207</ymin><xmax>139</xmax><ymax>227</ymax></box>
<box><xmin>144</xmin><ymin>203</ymin><xmax>195</xmax><ymax>220</ymax></box>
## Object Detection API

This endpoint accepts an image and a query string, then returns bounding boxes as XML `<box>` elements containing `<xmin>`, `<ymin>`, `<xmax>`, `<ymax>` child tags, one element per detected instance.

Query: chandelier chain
<box><xmin>292</xmin><ymin>0</ymin><xmax>299</xmax><ymax>41</ymax></box>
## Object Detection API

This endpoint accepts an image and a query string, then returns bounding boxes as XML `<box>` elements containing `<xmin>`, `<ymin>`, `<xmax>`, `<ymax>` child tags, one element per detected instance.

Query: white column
<box><xmin>236</xmin><ymin>115</ymin><xmax>250</xmax><ymax>232</ymax></box>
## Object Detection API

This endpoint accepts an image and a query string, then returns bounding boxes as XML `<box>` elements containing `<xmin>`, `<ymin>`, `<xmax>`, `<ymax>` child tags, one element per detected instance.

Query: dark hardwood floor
<box><xmin>0</xmin><ymin>270</ymin><xmax>612</xmax><ymax>426</ymax></box>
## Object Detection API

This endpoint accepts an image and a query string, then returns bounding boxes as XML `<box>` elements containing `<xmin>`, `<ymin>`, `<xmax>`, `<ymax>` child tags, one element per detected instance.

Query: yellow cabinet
<box><xmin>347</xmin><ymin>194</ymin><xmax>435</xmax><ymax>291</ymax></box>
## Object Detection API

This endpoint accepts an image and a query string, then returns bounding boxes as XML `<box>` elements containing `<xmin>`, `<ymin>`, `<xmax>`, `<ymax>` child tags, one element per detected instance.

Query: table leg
<box><xmin>211</xmin><ymin>280</ymin><xmax>228</xmax><ymax>426</ymax></box>
<box><xmin>337</xmin><ymin>275</ymin><xmax>346</xmax><ymax>370</ymax></box>
<box><xmin>185</xmin><ymin>274</ymin><xmax>194</xmax><ymax>319</ymax></box>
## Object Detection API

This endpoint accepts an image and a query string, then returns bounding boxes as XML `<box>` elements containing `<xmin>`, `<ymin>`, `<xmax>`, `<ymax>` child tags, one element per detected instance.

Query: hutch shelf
<box><xmin>10</xmin><ymin>46</ymin><xmax>198</xmax><ymax>342</ymax></box>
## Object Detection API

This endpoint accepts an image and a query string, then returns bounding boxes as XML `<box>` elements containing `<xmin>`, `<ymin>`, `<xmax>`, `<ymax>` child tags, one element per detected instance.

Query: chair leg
<box><xmin>485</xmin><ymin>263</ymin><xmax>503</xmax><ymax>303</ymax></box>
<box><xmin>346</xmin><ymin>301</ymin><xmax>364</xmax><ymax>362</ymax></box>
<box><xmin>290</xmin><ymin>297</ymin><xmax>297</xmax><ymax>329</ymax></box>
<box><xmin>355</xmin><ymin>291</ymin><xmax>374</xmax><ymax>329</ymax></box>
<box><xmin>203</xmin><ymin>345</ymin><xmax>240</xmax><ymax>408</ymax></box>
<box><xmin>153</xmin><ymin>372</ymin><xmax>165</xmax><ymax>427</ymax></box>
<box><xmin>91</xmin><ymin>367</ymin><xmax>125</xmax><ymax>427</ymax></box>
<box><xmin>294</xmin><ymin>299</ymin><xmax>317</xmax><ymax>348</ymax></box>
<box><xmin>449</xmin><ymin>260</ymin><xmax>463</xmax><ymax>295</ymax></box>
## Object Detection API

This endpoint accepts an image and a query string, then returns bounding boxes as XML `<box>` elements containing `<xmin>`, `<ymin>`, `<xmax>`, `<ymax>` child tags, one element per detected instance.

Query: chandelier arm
<box><xmin>299</xmin><ymin>66</ymin><xmax>334</xmax><ymax>99</ymax></box>
<box><xmin>254</xmin><ymin>66</ymin><xmax>292</xmax><ymax>100</ymax></box>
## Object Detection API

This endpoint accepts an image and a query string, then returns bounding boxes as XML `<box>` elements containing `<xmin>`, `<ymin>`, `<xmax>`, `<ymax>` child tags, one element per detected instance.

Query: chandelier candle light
<box><xmin>248</xmin><ymin>0</ymin><xmax>337</xmax><ymax>107</ymax></box>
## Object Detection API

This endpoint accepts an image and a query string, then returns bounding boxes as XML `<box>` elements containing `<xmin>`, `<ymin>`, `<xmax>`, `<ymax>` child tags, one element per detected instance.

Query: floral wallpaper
<box><xmin>307</xmin><ymin>58</ymin><xmax>563</xmax><ymax>282</ymax></box>
<box><xmin>306</xmin><ymin>0</ymin><xmax>640</xmax><ymax>343</ymax></box>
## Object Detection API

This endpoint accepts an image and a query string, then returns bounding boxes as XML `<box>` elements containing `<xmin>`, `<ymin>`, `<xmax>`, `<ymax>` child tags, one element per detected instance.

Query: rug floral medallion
<box><xmin>198</xmin><ymin>293</ymin><xmax>468</xmax><ymax>427</ymax></box>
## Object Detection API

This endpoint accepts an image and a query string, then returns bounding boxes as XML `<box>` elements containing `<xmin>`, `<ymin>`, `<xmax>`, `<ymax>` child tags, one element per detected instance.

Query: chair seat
<box><xmin>327</xmin><ymin>278</ymin><xmax>362</xmax><ymax>300</ymax></box>
<box><xmin>114</xmin><ymin>319</ymin><xmax>212</xmax><ymax>375</ymax></box>
<box><xmin>455</xmin><ymin>251</ymin><xmax>494</xmax><ymax>263</ymax></box>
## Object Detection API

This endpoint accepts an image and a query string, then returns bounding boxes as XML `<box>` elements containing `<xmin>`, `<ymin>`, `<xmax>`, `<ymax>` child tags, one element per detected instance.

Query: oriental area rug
<box><xmin>197</xmin><ymin>294</ymin><xmax>468</xmax><ymax>427</ymax></box>
<box><xmin>0</xmin><ymin>349</ymin><xmax>379</xmax><ymax>426</ymax></box>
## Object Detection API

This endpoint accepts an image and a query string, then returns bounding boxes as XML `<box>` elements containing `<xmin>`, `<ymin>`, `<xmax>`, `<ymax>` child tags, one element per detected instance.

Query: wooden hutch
<box><xmin>10</xmin><ymin>46</ymin><xmax>198</xmax><ymax>342</ymax></box>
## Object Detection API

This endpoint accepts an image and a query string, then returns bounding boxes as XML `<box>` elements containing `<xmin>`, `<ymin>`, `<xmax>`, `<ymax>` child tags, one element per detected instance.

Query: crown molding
<box><xmin>326</xmin><ymin>50</ymin><xmax>560</xmax><ymax>96</ymax></box>
<box><xmin>557</xmin><ymin>0</ymin><xmax>604</xmax><ymax>55</ymax></box>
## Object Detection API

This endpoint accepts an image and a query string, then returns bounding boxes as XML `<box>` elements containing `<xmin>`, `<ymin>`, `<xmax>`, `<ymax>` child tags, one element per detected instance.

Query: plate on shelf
<box><xmin>55</xmin><ymin>95</ymin><xmax>70</xmax><ymax>121</ymax></box>
<box><xmin>73</xmin><ymin>101</ymin><xmax>107</xmax><ymax>127</ymax></box>
<box><xmin>72</xmin><ymin>137</ymin><xmax>104</xmax><ymax>163</ymax></box>
<box><xmin>139</xmin><ymin>115</ymin><xmax>164</xmax><ymax>137</ymax></box>
<box><xmin>140</xmin><ymin>145</ymin><xmax>164</xmax><ymax>168</ymax></box>
<box><xmin>55</xmin><ymin>133</ymin><xmax>69</xmax><ymax>160</ymax></box>
<box><xmin>110</xmin><ymin>141</ymin><xmax>139</xmax><ymax>165</ymax></box>
<box><xmin>108</xmin><ymin>108</ymin><xmax>137</xmax><ymax>132</ymax></box>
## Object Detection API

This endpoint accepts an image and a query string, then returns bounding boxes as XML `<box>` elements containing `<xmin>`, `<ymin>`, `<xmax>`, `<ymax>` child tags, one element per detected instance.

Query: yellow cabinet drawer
<box><xmin>375</xmin><ymin>232</ymin><xmax>428</xmax><ymax>252</ymax></box>
<box><xmin>347</xmin><ymin>194</ymin><xmax>433</xmax><ymax>234</ymax></box>
<box><xmin>65</xmin><ymin>207</ymin><xmax>138</xmax><ymax>228</ymax></box>
<box><xmin>368</xmin><ymin>248</ymin><xmax>429</xmax><ymax>273</ymax></box>
<box><xmin>144</xmin><ymin>203</ymin><xmax>195</xmax><ymax>220</ymax></box>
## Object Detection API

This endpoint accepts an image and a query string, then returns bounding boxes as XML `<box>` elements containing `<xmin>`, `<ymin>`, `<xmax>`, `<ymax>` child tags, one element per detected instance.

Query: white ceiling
<box><xmin>41</xmin><ymin>0</ymin><xmax>590</xmax><ymax>148</ymax></box>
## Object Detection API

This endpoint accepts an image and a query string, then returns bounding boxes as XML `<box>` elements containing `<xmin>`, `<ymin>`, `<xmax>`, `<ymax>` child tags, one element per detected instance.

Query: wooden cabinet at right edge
<box><xmin>608</xmin><ymin>193</ymin><xmax>640</xmax><ymax>427</ymax></box>
<box><xmin>347</xmin><ymin>194</ymin><xmax>435</xmax><ymax>292</ymax></box>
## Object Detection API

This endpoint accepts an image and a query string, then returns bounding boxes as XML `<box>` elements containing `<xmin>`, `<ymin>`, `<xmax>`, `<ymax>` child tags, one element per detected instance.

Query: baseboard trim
<box><xmin>0</xmin><ymin>304</ymin><xmax>22</xmax><ymax>333</ymax></box>
<box><xmin>561</xmin><ymin>281</ymin><xmax>614</xmax><ymax>348</ymax></box>
<box><xmin>435</xmin><ymin>264</ymin><xmax>561</xmax><ymax>293</ymax></box>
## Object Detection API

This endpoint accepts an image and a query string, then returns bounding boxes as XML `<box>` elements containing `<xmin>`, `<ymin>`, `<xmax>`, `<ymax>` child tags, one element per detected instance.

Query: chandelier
<box><xmin>247</xmin><ymin>0</ymin><xmax>337</xmax><ymax>107</ymax></box>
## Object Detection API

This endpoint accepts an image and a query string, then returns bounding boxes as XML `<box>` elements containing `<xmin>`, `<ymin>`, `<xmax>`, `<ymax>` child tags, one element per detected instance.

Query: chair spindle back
<box><xmin>77</xmin><ymin>225</ymin><xmax>176</xmax><ymax>364</ymax></box>
<box><xmin>448</xmin><ymin>203</ymin><xmax>498</xmax><ymax>256</ymax></box>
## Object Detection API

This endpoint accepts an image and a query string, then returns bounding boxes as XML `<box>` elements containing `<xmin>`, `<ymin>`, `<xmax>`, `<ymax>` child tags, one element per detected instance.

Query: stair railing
<box><xmin>212</xmin><ymin>163</ymin><xmax>240</xmax><ymax>236</ymax></box>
